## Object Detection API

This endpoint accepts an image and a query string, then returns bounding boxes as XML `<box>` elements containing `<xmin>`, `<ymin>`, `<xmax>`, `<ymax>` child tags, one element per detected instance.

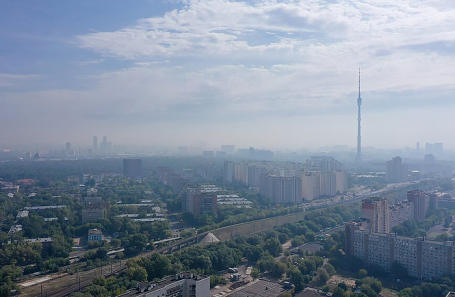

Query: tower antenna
<box><xmin>356</xmin><ymin>68</ymin><xmax>362</xmax><ymax>163</ymax></box>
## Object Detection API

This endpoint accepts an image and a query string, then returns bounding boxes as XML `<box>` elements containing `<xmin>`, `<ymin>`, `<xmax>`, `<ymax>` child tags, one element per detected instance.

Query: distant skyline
<box><xmin>1</xmin><ymin>1</ymin><xmax>455</xmax><ymax>150</ymax></box>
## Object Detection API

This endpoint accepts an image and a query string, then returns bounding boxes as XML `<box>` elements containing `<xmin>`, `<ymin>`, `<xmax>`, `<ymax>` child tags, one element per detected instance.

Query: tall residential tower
<box><xmin>356</xmin><ymin>68</ymin><xmax>362</xmax><ymax>163</ymax></box>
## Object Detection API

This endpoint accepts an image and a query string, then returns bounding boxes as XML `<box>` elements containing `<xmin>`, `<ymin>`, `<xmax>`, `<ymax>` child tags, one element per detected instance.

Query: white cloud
<box><xmin>3</xmin><ymin>0</ymin><xmax>455</xmax><ymax>148</ymax></box>
<box><xmin>78</xmin><ymin>59</ymin><xmax>104</xmax><ymax>65</ymax></box>
<box><xmin>74</xmin><ymin>0</ymin><xmax>455</xmax><ymax>99</ymax></box>
<box><xmin>0</xmin><ymin>74</ymin><xmax>41</xmax><ymax>88</ymax></box>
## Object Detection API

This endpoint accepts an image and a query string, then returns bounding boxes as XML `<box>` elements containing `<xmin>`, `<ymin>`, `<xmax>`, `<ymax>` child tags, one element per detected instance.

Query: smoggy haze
<box><xmin>1</xmin><ymin>0</ymin><xmax>455</xmax><ymax>150</ymax></box>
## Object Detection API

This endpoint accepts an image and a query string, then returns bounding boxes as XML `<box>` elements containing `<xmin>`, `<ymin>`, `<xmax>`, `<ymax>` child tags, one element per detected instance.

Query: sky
<box><xmin>1</xmin><ymin>0</ymin><xmax>455</xmax><ymax>151</ymax></box>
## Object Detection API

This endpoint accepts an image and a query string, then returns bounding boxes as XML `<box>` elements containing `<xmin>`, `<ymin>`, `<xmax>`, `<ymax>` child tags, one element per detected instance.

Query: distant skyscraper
<box><xmin>221</xmin><ymin>145</ymin><xmax>236</xmax><ymax>154</ymax></box>
<box><xmin>100</xmin><ymin>136</ymin><xmax>107</xmax><ymax>153</ymax></box>
<box><xmin>356</xmin><ymin>68</ymin><xmax>362</xmax><ymax>163</ymax></box>
<box><xmin>434</xmin><ymin>143</ymin><xmax>443</xmax><ymax>156</ymax></box>
<box><xmin>93</xmin><ymin>136</ymin><xmax>98</xmax><ymax>152</ymax></box>
<box><xmin>66</xmin><ymin>142</ymin><xmax>72</xmax><ymax>154</ymax></box>
<box><xmin>386</xmin><ymin>156</ymin><xmax>408</xmax><ymax>183</ymax></box>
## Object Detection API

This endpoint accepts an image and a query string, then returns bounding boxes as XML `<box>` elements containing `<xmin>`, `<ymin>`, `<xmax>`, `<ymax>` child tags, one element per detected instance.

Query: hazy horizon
<box><xmin>2</xmin><ymin>1</ymin><xmax>455</xmax><ymax>150</ymax></box>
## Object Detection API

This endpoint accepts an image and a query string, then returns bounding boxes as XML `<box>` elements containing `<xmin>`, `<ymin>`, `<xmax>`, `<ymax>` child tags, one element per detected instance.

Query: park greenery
<box><xmin>69</xmin><ymin>204</ymin><xmax>362</xmax><ymax>296</ymax></box>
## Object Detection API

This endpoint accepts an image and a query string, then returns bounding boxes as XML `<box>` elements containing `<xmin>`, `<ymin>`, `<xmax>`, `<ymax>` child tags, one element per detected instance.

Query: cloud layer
<box><xmin>2</xmin><ymin>0</ymin><xmax>455</xmax><ymax>148</ymax></box>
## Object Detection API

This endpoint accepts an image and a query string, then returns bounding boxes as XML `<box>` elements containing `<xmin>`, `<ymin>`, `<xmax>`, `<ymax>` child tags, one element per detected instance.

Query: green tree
<box><xmin>316</xmin><ymin>268</ymin><xmax>329</xmax><ymax>285</ymax></box>
<box><xmin>142</xmin><ymin>254</ymin><xmax>171</xmax><ymax>280</ymax></box>
<box><xmin>127</xmin><ymin>266</ymin><xmax>148</xmax><ymax>282</ymax></box>
<box><xmin>263</xmin><ymin>238</ymin><xmax>282</xmax><ymax>257</ymax></box>
<box><xmin>358</xmin><ymin>269</ymin><xmax>368</xmax><ymax>278</ymax></box>
<box><xmin>360</xmin><ymin>284</ymin><xmax>377</xmax><ymax>297</ymax></box>
<box><xmin>333</xmin><ymin>286</ymin><xmax>347</xmax><ymax>297</ymax></box>
<box><xmin>251</xmin><ymin>268</ymin><xmax>259</xmax><ymax>279</ymax></box>
<box><xmin>323</xmin><ymin>263</ymin><xmax>336</xmax><ymax>275</ymax></box>
<box><xmin>289</xmin><ymin>269</ymin><xmax>305</xmax><ymax>291</ymax></box>
<box><xmin>270</xmin><ymin>262</ymin><xmax>287</xmax><ymax>278</ymax></box>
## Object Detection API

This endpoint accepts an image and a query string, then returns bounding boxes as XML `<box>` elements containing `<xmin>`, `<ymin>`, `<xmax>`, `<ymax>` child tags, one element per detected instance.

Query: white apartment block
<box><xmin>335</xmin><ymin>171</ymin><xmax>348</xmax><ymax>193</ymax></box>
<box><xmin>302</xmin><ymin>172</ymin><xmax>320</xmax><ymax>201</ymax></box>
<box><xmin>259</xmin><ymin>175</ymin><xmax>302</xmax><ymax>204</ymax></box>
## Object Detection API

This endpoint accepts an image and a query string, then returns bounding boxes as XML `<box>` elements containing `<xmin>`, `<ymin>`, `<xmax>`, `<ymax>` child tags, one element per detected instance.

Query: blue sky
<box><xmin>1</xmin><ymin>0</ymin><xmax>455</xmax><ymax>151</ymax></box>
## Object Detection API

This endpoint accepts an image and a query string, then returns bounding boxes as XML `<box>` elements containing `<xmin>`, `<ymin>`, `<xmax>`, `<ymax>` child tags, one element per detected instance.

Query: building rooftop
<box><xmin>8</xmin><ymin>225</ymin><xmax>22</xmax><ymax>234</ymax></box>
<box><xmin>88</xmin><ymin>228</ymin><xmax>102</xmax><ymax>235</ymax></box>
<box><xmin>135</xmin><ymin>273</ymin><xmax>207</xmax><ymax>295</ymax></box>
<box><xmin>295</xmin><ymin>287</ymin><xmax>331</xmax><ymax>297</ymax></box>
<box><xmin>44</xmin><ymin>217</ymin><xmax>58</xmax><ymax>222</ymax></box>
<box><xmin>132</xmin><ymin>218</ymin><xmax>167</xmax><ymax>222</ymax></box>
<box><xmin>228</xmin><ymin>280</ymin><xmax>286</xmax><ymax>297</ymax></box>
<box><xmin>25</xmin><ymin>238</ymin><xmax>52</xmax><ymax>244</ymax></box>
<box><xmin>16</xmin><ymin>210</ymin><xmax>29</xmax><ymax>219</ymax></box>
<box><xmin>24</xmin><ymin>205</ymin><xmax>66</xmax><ymax>210</ymax></box>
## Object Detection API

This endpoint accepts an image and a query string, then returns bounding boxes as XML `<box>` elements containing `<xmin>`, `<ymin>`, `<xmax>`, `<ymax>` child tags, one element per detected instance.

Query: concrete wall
<box><xmin>211</xmin><ymin>211</ymin><xmax>306</xmax><ymax>241</ymax></box>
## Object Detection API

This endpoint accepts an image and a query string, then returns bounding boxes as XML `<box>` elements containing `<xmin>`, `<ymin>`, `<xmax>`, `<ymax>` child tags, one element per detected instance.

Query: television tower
<box><xmin>355</xmin><ymin>68</ymin><xmax>362</xmax><ymax>163</ymax></box>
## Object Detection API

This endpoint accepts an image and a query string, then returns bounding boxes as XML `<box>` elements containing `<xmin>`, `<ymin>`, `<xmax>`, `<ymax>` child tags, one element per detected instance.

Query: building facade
<box><xmin>193</xmin><ymin>193</ymin><xmax>217</xmax><ymax>218</ymax></box>
<box><xmin>88</xmin><ymin>228</ymin><xmax>105</xmax><ymax>242</ymax></box>
<box><xmin>361</xmin><ymin>197</ymin><xmax>390</xmax><ymax>234</ymax></box>
<box><xmin>386</xmin><ymin>156</ymin><xmax>408</xmax><ymax>183</ymax></box>
<box><xmin>301</xmin><ymin>172</ymin><xmax>320</xmax><ymax>201</ymax></box>
<box><xmin>350</xmin><ymin>230</ymin><xmax>455</xmax><ymax>280</ymax></box>
<box><xmin>82</xmin><ymin>207</ymin><xmax>105</xmax><ymax>223</ymax></box>
<box><xmin>259</xmin><ymin>175</ymin><xmax>302</xmax><ymax>204</ymax></box>
<box><xmin>407</xmin><ymin>190</ymin><xmax>429</xmax><ymax>221</ymax></box>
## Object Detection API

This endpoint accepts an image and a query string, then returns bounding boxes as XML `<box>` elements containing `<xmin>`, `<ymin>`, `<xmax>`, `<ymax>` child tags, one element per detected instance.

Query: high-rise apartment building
<box><xmin>350</xmin><ymin>230</ymin><xmax>455</xmax><ymax>280</ymax></box>
<box><xmin>247</xmin><ymin>165</ymin><xmax>263</xmax><ymax>187</ymax></box>
<box><xmin>407</xmin><ymin>190</ymin><xmax>429</xmax><ymax>221</ymax></box>
<box><xmin>320</xmin><ymin>172</ymin><xmax>337</xmax><ymax>197</ymax></box>
<box><xmin>223</xmin><ymin>161</ymin><xmax>235</xmax><ymax>183</ymax></box>
<box><xmin>82</xmin><ymin>207</ymin><xmax>106</xmax><ymax>223</ymax></box>
<box><xmin>220</xmin><ymin>145</ymin><xmax>236</xmax><ymax>155</ymax></box>
<box><xmin>181</xmin><ymin>186</ymin><xmax>217</xmax><ymax>218</ymax></box>
<box><xmin>345</xmin><ymin>220</ymin><xmax>369</xmax><ymax>257</ymax></box>
<box><xmin>306</xmin><ymin>156</ymin><xmax>343</xmax><ymax>172</ymax></box>
<box><xmin>193</xmin><ymin>193</ymin><xmax>217</xmax><ymax>218</ymax></box>
<box><xmin>259</xmin><ymin>175</ymin><xmax>302</xmax><ymax>204</ymax></box>
<box><xmin>182</xmin><ymin>186</ymin><xmax>199</xmax><ymax>214</ymax></box>
<box><xmin>93</xmin><ymin>136</ymin><xmax>98</xmax><ymax>152</ymax></box>
<box><xmin>386</xmin><ymin>156</ymin><xmax>408</xmax><ymax>183</ymax></box>
<box><xmin>302</xmin><ymin>172</ymin><xmax>320</xmax><ymax>201</ymax></box>
<box><xmin>234</xmin><ymin>162</ymin><xmax>248</xmax><ymax>185</ymax></box>
<box><xmin>335</xmin><ymin>171</ymin><xmax>348</xmax><ymax>194</ymax></box>
<box><xmin>361</xmin><ymin>197</ymin><xmax>390</xmax><ymax>233</ymax></box>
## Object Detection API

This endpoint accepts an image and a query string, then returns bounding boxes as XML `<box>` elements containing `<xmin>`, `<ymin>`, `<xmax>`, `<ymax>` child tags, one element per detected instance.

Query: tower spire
<box><xmin>356</xmin><ymin>68</ymin><xmax>362</xmax><ymax>163</ymax></box>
